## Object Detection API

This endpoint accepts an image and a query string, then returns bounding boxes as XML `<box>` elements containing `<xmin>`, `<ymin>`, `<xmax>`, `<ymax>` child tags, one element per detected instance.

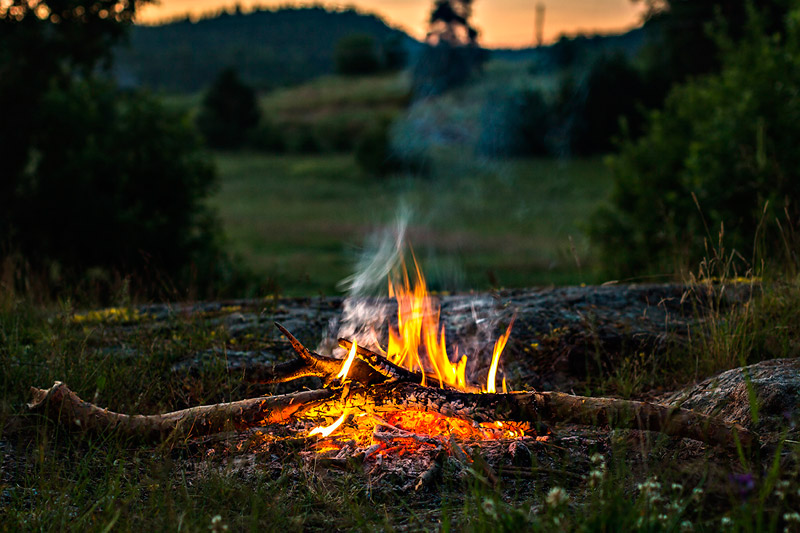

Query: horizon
<box><xmin>135</xmin><ymin>0</ymin><xmax>647</xmax><ymax>48</ymax></box>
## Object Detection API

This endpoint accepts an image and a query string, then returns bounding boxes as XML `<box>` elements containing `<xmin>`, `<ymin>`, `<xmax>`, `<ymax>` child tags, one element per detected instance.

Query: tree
<box><xmin>637</xmin><ymin>0</ymin><xmax>791</xmax><ymax>83</ymax></box>
<box><xmin>1</xmin><ymin>0</ymin><xmax>232</xmax><ymax>296</ymax></box>
<box><xmin>590</xmin><ymin>4</ymin><xmax>800</xmax><ymax>277</ymax></box>
<box><xmin>334</xmin><ymin>34</ymin><xmax>381</xmax><ymax>75</ymax></box>
<box><xmin>197</xmin><ymin>68</ymin><xmax>261</xmax><ymax>149</ymax></box>
<box><xmin>381</xmin><ymin>34</ymin><xmax>408</xmax><ymax>71</ymax></box>
<box><xmin>412</xmin><ymin>0</ymin><xmax>486</xmax><ymax>96</ymax></box>
<box><xmin>426</xmin><ymin>0</ymin><xmax>478</xmax><ymax>46</ymax></box>
<box><xmin>0</xmin><ymin>0</ymin><xmax>145</xmax><ymax>251</ymax></box>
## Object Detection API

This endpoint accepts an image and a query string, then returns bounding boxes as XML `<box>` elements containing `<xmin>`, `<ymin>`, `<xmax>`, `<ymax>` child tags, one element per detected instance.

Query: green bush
<box><xmin>197</xmin><ymin>68</ymin><xmax>261</xmax><ymax>149</ymax></box>
<box><xmin>12</xmin><ymin>79</ymin><xmax>231</xmax><ymax>294</ymax></box>
<box><xmin>355</xmin><ymin>117</ymin><xmax>400</xmax><ymax>176</ymax></box>
<box><xmin>590</xmin><ymin>8</ymin><xmax>800</xmax><ymax>277</ymax></box>
<box><xmin>334</xmin><ymin>34</ymin><xmax>381</xmax><ymax>76</ymax></box>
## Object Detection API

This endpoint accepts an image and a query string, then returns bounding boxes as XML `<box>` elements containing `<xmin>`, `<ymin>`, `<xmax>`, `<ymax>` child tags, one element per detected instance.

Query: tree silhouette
<box><xmin>427</xmin><ymin>0</ymin><xmax>478</xmax><ymax>45</ymax></box>
<box><xmin>197</xmin><ymin>68</ymin><xmax>261</xmax><ymax>149</ymax></box>
<box><xmin>413</xmin><ymin>0</ymin><xmax>486</xmax><ymax>96</ymax></box>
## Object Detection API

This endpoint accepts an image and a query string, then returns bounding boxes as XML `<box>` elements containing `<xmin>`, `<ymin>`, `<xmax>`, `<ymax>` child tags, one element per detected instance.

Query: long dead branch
<box><xmin>27</xmin><ymin>381</ymin><xmax>334</xmax><ymax>442</ymax></box>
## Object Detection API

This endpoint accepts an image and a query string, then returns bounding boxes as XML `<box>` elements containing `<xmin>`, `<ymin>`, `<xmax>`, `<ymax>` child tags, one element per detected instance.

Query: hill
<box><xmin>114</xmin><ymin>6</ymin><xmax>420</xmax><ymax>92</ymax></box>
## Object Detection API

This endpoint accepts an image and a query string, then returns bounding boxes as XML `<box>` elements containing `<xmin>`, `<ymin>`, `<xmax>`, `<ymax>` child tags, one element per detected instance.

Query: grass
<box><xmin>258</xmin><ymin>72</ymin><xmax>411</xmax><ymax>119</ymax></box>
<box><xmin>210</xmin><ymin>151</ymin><xmax>614</xmax><ymax>296</ymax></box>
<box><xmin>1</xmin><ymin>269</ymin><xmax>800</xmax><ymax>530</ymax></box>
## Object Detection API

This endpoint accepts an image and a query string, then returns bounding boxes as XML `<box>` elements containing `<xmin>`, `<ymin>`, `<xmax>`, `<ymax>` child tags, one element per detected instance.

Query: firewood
<box><xmin>27</xmin><ymin>325</ymin><xmax>758</xmax><ymax>451</ymax></box>
<box><xmin>27</xmin><ymin>381</ymin><xmax>333</xmax><ymax>442</ymax></box>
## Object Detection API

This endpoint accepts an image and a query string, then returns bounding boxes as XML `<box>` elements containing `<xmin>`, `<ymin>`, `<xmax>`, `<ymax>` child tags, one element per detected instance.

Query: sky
<box><xmin>136</xmin><ymin>0</ymin><xmax>648</xmax><ymax>48</ymax></box>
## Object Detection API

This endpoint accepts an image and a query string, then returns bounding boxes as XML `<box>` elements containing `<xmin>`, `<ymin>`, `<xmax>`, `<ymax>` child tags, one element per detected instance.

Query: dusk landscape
<box><xmin>2</xmin><ymin>0</ymin><xmax>800</xmax><ymax>530</ymax></box>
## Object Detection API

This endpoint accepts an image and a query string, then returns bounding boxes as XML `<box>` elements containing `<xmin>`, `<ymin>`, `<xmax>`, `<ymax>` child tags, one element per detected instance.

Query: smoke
<box><xmin>317</xmin><ymin>209</ymin><xmax>411</xmax><ymax>357</ymax></box>
<box><xmin>337</xmin><ymin>206</ymin><xmax>410</xmax><ymax>297</ymax></box>
<box><xmin>319</xmin><ymin>206</ymin><xmax>514</xmax><ymax>389</ymax></box>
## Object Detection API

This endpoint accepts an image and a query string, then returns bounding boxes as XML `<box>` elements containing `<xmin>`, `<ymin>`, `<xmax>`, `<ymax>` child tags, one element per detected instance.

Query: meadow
<box><xmin>211</xmin><ymin>151</ymin><xmax>613</xmax><ymax>296</ymax></box>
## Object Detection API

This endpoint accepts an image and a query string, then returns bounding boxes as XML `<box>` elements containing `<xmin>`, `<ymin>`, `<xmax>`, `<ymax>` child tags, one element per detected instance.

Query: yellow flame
<box><xmin>336</xmin><ymin>340</ymin><xmax>358</xmax><ymax>380</ymax></box>
<box><xmin>309</xmin><ymin>411</ymin><xmax>348</xmax><ymax>438</ymax></box>
<box><xmin>381</xmin><ymin>253</ymin><xmax>512</xmax><ymax>393</ymax></box>
<box><xmin>384</xmin><ymin>255</ymin><xmax>469</xmax><ymax>390</ymax></box>
<box><xmin>487</xmin><ymin>318</ymin><xmax>514</xmax><ymax>393</ymax></box>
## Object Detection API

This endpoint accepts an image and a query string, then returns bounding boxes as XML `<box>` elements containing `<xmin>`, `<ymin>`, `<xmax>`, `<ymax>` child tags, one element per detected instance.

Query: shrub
<box><xmin>11</xmin><ymin>79</ymin><xmax>229</xmax><ymax>294</ymax></box>
<box><xmin>590</xmin><ymin>8</ymin><xmax>800</xmax><ymax>277</ymax></box>
<box><xmin>334</xmin><ymin>34</ymin><xmax>381</xmax><ymax>76</ymax></box>
<box><xmin>355</xmin><ymin>117</ymin><xmax>400</xmax><ymax>176</ymax></box>
<box><xmin>197</xmin><ymin>68</ymin><xmax>261</xmax><ymax>149</ymax></box>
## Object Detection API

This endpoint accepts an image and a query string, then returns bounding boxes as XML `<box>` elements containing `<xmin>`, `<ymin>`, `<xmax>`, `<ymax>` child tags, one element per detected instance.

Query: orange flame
<box><xmin>336</xmin><ymin>340</ymin><xmax>358</xmax><ymax>380</ymax></box>
<box><xmin>309</xmin><ymin>411</ymin><xmax>348</xmax><ymax>438</ymax></box>
<box><xmin>382</xmin><ymin>254</ymin><xmax>511</xmax><ymax>393</ymax></box>
<box><xmin>486</xmin><ymin>317</ymin><xmax>514</xmax><ymax>393</ymax></box>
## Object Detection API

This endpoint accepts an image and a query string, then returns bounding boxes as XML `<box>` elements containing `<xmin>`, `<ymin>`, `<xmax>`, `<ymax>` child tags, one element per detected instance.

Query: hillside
<box><xmin>114</xmin><ymin>6</ymin><xmax>420</xmax><ymax>92</ymax></box>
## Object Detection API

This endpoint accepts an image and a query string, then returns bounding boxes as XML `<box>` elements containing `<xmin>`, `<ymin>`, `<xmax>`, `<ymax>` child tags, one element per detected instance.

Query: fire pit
<box><xmin>27</xmin><ymin>258</ymin><xmax>757</xmax><ymax>487</ymax></box>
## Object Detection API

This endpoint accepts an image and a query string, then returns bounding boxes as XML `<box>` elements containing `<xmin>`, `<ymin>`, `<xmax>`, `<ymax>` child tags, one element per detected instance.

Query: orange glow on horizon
<box><xmin>135</xmin><ymin>0</ymin><xmax>647</xmax><ymax>48</ymax></box>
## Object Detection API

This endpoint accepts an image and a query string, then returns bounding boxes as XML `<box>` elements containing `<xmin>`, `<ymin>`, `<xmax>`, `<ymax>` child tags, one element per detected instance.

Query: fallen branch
<box><xmin>27</xmin><ymin>381</ymin><xmax>333</xmax><ymax>442</ymax></box>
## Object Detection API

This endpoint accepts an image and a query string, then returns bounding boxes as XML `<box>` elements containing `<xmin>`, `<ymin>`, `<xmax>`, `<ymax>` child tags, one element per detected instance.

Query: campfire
<box><xmin>302</xmin><ymin>255</ymin><xmax>524</xmax><ymax>450</ymax></box>
<box><xmin>27</xmin><ymin>257</ymin><xmax>757</xmax><ymax>483</ymax></box>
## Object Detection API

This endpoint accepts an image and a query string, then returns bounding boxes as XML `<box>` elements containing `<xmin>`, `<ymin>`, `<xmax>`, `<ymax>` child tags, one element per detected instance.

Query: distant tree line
<box><xmin>115</xmin><ymin>7</ymin><xmax>416</xmax><ymax>92</ymax></box>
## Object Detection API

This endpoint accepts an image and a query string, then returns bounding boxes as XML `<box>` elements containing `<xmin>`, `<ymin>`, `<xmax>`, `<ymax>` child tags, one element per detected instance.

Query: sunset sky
<box><xmin>136</xmin><ymin>0</ymin><xmax>647</xmax><ymax>48</ymax></box>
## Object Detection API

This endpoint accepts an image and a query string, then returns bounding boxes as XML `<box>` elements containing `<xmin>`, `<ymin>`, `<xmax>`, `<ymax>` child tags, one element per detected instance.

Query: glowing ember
<box><xmin>383</xmin><ymin>254</ymin><xmax>512</xmax><ymax>392</ymax></box>
<box><xmin>383</xmin><ymin>411</ymin><xmax>529</xmax><ymax>441</ymax></box>
<box><xmin>307</xmin><ymin>253</ymin><xmax>522</xmax><ymax>447</ymax></box>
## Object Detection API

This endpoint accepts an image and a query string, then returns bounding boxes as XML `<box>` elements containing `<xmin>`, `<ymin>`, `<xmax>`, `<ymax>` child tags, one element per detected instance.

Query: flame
<box><xmin>309</xmin><ymin>411</ymin><xmax>348</xmax><ymax>438</ymax></box>
<box><xmin>336</xmin><ymin>340</ymin><xmax>358</xmax><ymax>380</ymax></box>
<box><xmin>382</xmin><ymin>255</ymin><xmax>510</xmax><ymax>392</ymax></box>
<box><xmin>486</xmin><ymin>317</ymin><xmax>514</xmax><ymax>393</ymax></box>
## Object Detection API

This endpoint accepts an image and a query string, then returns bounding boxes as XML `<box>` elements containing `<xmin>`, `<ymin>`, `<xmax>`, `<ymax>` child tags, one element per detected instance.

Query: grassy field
<box><xmin>210</xmin><ymin>151</ymin><xmax>614</xmax><ymax>296</ymax></box>
<box><xmin>2</xmin><ymin>277</ymin><xmax>799</xmax><ymax>531</ymax></box>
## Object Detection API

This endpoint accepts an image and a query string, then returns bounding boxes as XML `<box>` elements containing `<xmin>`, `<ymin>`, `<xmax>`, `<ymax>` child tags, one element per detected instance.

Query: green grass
<box><xmin>258</xmin><ymin>72</ymin><xmax>410</xmax><ymax>119</ymax></box>
<box><xmin>1</xmin><ymin>282</ymin><xmax>799</xmax><ymax>531</ymax></box>
<box><xmin>210</xmin><ymin>151</ymin><xmax>614</xmax><ymax>296</ymax></box>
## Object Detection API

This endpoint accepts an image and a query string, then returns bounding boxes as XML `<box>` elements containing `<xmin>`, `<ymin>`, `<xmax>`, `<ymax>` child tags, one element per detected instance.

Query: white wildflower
<box><xmin>721</xmin><ymin>516</ymin><xmax>733</xmax><ymax>527</ymax></box>
<box><xmin>638</xmin><ymin>478</ymin><xmax>662</xmax><ymax>504</ymax></box>
<box><xmin>209</xmin><ymin>515</ymin><xmax>229</xmax><ymax>532</ymax></box>
<box><xmin>680</xmin><ymin>520</ymin><xmax>694</xmax><ymax>531</ymax></box>
<box><xmin>590</xmin><ymin>453</ymin><xmax>606</xmax><ymax>469</ymax></box>
<box><xmin>482</xmin><ymin>498</ymin><xmax>498</xmax><ymax>519</ymax></box>
<box><xmin>546</xmin><ymin>487</ymin><xmax>569</xmax><ymax>508</ymax></box>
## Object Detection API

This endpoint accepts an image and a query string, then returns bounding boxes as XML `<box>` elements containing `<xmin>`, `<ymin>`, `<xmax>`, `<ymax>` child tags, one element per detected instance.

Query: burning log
<box><xmin>28</xmin><ymin>324</ymin><xmax>757</xmax><ymax>451</ymax></box>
